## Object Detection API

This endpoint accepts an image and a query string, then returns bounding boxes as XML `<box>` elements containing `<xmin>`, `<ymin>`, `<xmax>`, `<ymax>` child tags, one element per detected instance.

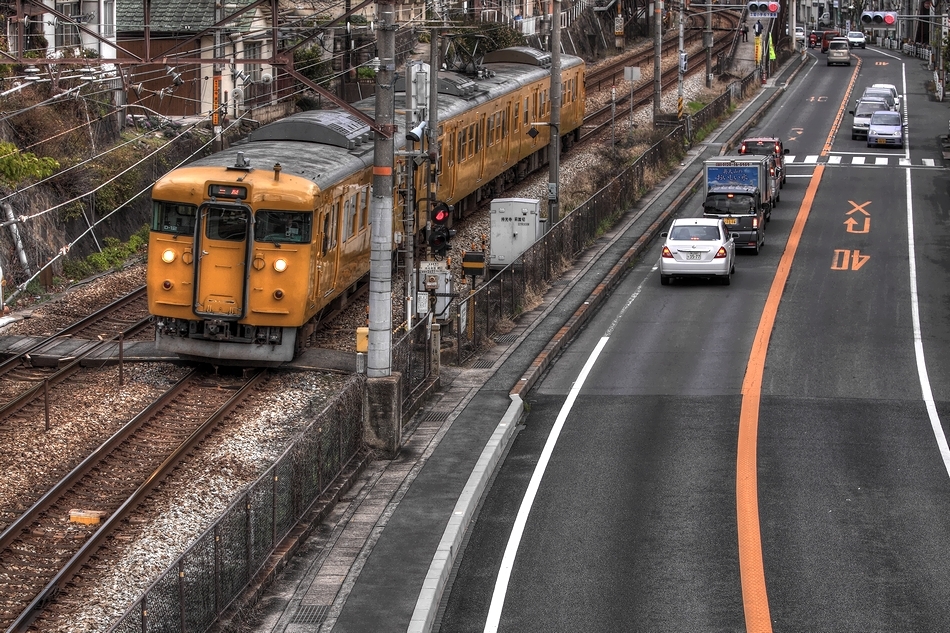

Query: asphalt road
<box><xmin>440</xmin><ymin>46</ymin><xmax>950</xmax><ymax>632</ymax></box>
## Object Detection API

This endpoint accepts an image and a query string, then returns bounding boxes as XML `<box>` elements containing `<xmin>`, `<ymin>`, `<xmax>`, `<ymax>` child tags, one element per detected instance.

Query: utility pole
<box><xmin>654</xmin><ymin>0</ymin><xmax>663</xmax><ymax>117</ymax></box>
<box><xmin>678</xmin><ymin>0</ymin><xmax>684</xmax><ymax>119</ymax></box>
<box><xmin>369</xmin><ymin>0</ymin><xmax>395</xmax><ymax>378</ymax></box>
<box><xmin>705</xmin><ymin>0</ymin><xmax>713</xmax><ymax>87</ymax></box>
<box><xmin>550</xmin><ymin>0</ymin><xmax>562</xmax><ymax>227</ymax></box>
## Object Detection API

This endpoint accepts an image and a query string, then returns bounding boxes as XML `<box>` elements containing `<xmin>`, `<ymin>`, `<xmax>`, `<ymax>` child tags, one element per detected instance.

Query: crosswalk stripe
<box><xmin>828</xmin><ymin>155</ymin><xmax>842</xmax><ymax>164</ymax></box>
<box><xmin>805</xmin><ymin>155</ymin><xmax>819</xmax><ymax>163</ymax></box>
<box><xmin>923</xmin><ymin>158</ymin><xmax>935</xmax><ymax>166</ymax></box>
<box><xmin>875</xmin><ymin>157</ymin><xmax>888</xmax><ymax>165</ymax></box>
<box><xmin>900</xmin><ymin>158</ymin><xmax>911</xmax><ymax>166</ymax></box>
<box><xmin>852</xmin><ymin>156</ymin><xmax>866</xmax><ymax>165</ymax></box>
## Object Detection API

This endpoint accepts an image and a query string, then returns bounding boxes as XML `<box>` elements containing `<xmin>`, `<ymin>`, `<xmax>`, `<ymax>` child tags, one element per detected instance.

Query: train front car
<box><xmin>147</xmin><ymin>111</ymin><xmax>375</xmax><ymax>365</ymax></box>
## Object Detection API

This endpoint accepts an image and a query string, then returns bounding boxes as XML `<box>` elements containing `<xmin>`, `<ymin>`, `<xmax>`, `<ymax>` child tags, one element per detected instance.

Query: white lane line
<box><xmin>483</xmin><ymin>271</ymin><xmax>652</xmax><ymax>632</ymax></box>
<box><xmin>904</xmin><ymin>167</ymin><xmax>950</xmax><ymax>477</ymax></box>
<box><xmin>483</xmin><ymin>337</ymin><xmax>608</xmax><ymax>633</ymax></box>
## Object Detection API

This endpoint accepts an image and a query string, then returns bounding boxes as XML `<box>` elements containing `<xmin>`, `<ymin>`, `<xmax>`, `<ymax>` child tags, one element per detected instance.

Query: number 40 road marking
<box><xmin>832</xmin><ymin>249</ymin><xmax>870</xmax><ymax>270</ymax></box>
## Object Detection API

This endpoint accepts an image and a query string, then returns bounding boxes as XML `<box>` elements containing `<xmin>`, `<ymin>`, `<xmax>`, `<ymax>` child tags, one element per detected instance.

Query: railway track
<box><xmin>581</xmin><ymin>11</ymin><xmax>741</xmax><ymax>141</ymax></box>
<box><xmin>0</xmin><ymin>367</ymin><xmax>267</xmax><ymax>633</ymax></box>
<box><xmin>0</xmin><ymin>286</ymin><xmax>151</xmax><ymax>427</ymax></box>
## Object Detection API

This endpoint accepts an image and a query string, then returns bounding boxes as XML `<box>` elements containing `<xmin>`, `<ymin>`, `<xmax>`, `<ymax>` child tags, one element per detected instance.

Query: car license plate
<box><xmin>877</xmin><ymin>138</ymin><xmax>886</xmax><ymax>144</ymax></box>
<box><xmin>686</xmin><ymin>252</ymin><xmax>702</xmax><ymax>261</ymax></box>
<box><xmin>723</xmin><ymin>217</ymin><xmax>737</xmax><ymax>225</ymax></box>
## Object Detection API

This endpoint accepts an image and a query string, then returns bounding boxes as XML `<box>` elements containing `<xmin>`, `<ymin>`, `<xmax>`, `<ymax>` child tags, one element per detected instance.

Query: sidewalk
<box><xmin>219</xmin><ymin>52</ymin><xmax>809</xmax><ymax>633</ymax></box>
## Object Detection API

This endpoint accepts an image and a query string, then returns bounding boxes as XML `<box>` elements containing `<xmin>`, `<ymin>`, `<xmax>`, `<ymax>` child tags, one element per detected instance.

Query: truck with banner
<box><xmin>701</xmin><ymin>155</ymin><xmax>777</xmax><ymax>254</ymax></box>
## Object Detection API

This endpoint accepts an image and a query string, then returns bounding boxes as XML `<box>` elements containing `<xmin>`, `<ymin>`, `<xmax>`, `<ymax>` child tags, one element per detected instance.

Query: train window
<box><xmin>473</xmin><ymin>122</ymin><xmax>480</xmax><ymax>155</ymax></box>
<box><xmin>487</xmin><ymin>115</ymin><xmax>495</xmax><ymax>147</ymax></box>
<box><xmin>206</xmin><ymin>207</ymin><xmax>249</xmax><ymax>241</ymax></box>
<box><xmin>502</xmin><ymin>111</ymin><xmax>507</xmax><ymax>138</ymax></box>
<box><xmin>152</xmin><ymin>201</ymin><xmax>196</xmax><ymax>235</ymax></box>
<box><xmin>328</xmin><ymin>200</ymin><xmax>340</xmax><ymax>250</ymax></box>
<box><xmin>540</xmin><ymin>90</ymin><xmax>546</xmax><ymax>117</ymax></box>
<box><xmin>524</xmin><ymin>96</ymin><xmax>529</xmax><ymax>122</ymax></box>
<box><xmin>255</xmin><ymin>210</ymin><xmax>312</xmax><ymax>244</ymax></box>
<box><xmin>514</xmin><ymin>102</ymin><xmax>520</xmax><ymax>129</ymax></box>
<box><xmin>344</xmin><ymin>195</ymin><xmax>357</xmax><ymax>239</ymax></box>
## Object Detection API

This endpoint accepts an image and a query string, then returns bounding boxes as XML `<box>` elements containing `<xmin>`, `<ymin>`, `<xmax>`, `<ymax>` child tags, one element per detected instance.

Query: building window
<box><xmin>55</xmin><ymin>1</ymin><xmax>81</xmax><ymax>49</ymax></box>
<box><xmin>244</xmin><ymin>41</ymin><xmax>262</xmax><ymax>82</ymax></box>
<box><xmin>104</xmin><ymin>0</ymin><xmax>115</xmax><ymax>38</ymax></box>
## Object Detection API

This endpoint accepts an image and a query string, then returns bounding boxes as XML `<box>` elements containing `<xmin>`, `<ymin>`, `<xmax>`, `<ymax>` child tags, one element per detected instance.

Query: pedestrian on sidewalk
<box><xmin>741</xmin><ymin>23</ymin><xmax>749</xmax><ymax>42</ymax></box>
<box><xmin>754</xmin><ymin>20</ymin><xmax>763</xmax><ymax>36</ymax></box>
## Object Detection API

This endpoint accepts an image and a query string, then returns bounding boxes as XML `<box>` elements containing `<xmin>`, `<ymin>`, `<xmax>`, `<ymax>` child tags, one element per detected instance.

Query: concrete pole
<box><xmin>705</xmin><ymin>2</ymin><xmax>713</xmax><ymax>87</ymax></box>
<box><xmin>550</xmin><ymin>0</ymin><xmax>562</xmax><ymax>227</ymax></box>
<box><xmin>369</xmin><ymin>0</ymin><xmax>396</xmax><ymax>378</ymax></box>
<box><xmin>654</xmin><ymin>0</ymin><xmax>663</xmax><ymax>116</ymax></box>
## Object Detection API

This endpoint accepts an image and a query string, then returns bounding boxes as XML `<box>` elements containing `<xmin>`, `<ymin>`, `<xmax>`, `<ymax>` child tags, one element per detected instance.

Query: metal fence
<box><xmin>392</xmin><ymin>315</ymin><xmax>433</xmax><ymax>409</ymax></box>
<box><xmin>108</xmin><ymin>376</ymin><xmax>366</xmax><ymax>633</ymax></box>
<box><xmin>450</xmin><ymin>72</ymin><xmax>757</xmax><ymax>364</ymax></box>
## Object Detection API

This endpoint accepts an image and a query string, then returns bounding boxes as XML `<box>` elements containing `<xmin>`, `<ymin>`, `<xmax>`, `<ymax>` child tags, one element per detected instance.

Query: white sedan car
<box><xmin>659</xmin><ymin>217</ymin><xmax>736</xmax><ymax>285</ymax></box>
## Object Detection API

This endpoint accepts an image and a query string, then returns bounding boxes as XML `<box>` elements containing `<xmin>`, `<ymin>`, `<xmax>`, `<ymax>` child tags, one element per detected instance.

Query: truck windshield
<box><xmin>704</xmin><ymin>194</ymin><xmax>755</xmax><ymax>215</ymax></box>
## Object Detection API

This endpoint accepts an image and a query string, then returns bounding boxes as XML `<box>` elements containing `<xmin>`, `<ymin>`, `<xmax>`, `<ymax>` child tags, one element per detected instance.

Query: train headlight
<box><xmin>162</xmin><ymin>249</ymin><xmax>176</xmax><ymax>263</ymax></box>
<box><xmin>274</xmin><ymin>258</ymin><xmax>288</xmax><ymax>272</ymax></box>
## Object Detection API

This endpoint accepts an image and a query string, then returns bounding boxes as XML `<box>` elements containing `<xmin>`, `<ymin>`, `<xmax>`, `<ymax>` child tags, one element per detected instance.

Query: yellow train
<box><xmin>147</xmin><ymin>47</ymin><xmax>586</xmax><ymax>365</ymax></box>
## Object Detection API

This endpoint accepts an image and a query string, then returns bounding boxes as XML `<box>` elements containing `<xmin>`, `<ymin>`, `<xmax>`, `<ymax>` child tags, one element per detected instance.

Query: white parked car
<box><xmin>795</xmin><ymin>26</ymin><xmax>806</xmax><ymax>43</ymax></box>
<box><xmin>659</xmin><ymin>218</ymin><xmax>736</xmax><ymax>286</ymax></box>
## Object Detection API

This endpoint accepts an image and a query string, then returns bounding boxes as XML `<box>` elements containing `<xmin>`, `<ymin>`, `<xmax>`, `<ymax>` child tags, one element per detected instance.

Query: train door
<box><xmin>477</xmin><ymin>112</ymin><xmax>487</xmax><ymax>182</ymax></box>
<box><xmin>316</xmin><ymin>198</ymin><xmax>341</xmax><ymax>299</ymax></box>
<box><xmin>192</xmin><ymin>203</ymin><xmax>253</xmax><ymax>319</ymax></box>
<box><xmin>440</xmin><ymin>122</ymin><xmax>457</xmax><ymax>201</ymax></box>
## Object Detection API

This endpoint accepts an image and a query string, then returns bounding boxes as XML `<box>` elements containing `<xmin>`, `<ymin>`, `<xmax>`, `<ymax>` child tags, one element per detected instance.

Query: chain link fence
<box><xmin>108</xmin><ymin>375</ymin><xmax>366</xmax><ymax>633</ymax></box>
<box><xmin>392</xmin><ymin>315</ymin><xmax>434</xmax><ymax>409</ymax></box>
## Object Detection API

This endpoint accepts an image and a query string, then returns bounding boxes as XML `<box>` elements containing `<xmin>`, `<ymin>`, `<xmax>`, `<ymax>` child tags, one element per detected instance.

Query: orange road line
<box><xmin>737</xmin><ymin>164</ymin><xmax>825</xmax><ymax>633</ymax></box>
<box><xmin>822</xmin><ymin>58</ymin><xmax>861</xmax><ymax>156</ymax></box>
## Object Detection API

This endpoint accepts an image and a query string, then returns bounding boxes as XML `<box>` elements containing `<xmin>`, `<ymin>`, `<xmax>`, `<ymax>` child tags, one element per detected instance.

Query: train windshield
<box><xmin>255</xmin><ymin>210</ymin><xmax>312</xmax><ymax>244</ymax></box>
<box><xmin>206</xmin><ymin>207</ymin><xmax>250</xmax><ymax>241</ymax></box>
<box><xmin>152</xmin><ymin>201</ymin><xmax>197</xmax><ymax>235</ymax></box>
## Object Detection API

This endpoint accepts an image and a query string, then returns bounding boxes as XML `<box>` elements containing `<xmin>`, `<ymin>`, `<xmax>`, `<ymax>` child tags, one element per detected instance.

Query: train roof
<box><xmin>185</xmin><ymin>49</ymin><xmax>584</xmax><ymax>191</ymax></box>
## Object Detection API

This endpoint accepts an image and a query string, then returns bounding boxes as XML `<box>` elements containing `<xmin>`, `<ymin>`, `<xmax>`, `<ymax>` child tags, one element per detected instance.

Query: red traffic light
<box><xmin>883</xmin><ymin>11</ymin><xmax>896</xmax><ymax>24</ymax></box>
<box><xmin>433</xmin><ymin>206</ymin><xmax>450</xmax><ymax>224</ymax></box>
<box><xmin>767</xmin><ymin>2</ymin><xmax>778</xmax><ymax>11</ymax></box>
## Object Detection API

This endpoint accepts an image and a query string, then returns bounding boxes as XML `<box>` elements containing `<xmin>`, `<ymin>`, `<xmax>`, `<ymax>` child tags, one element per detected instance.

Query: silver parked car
<box><xmin>871</xmin><ymin>83</ymin><xmax>901</xmax><ymax>110</ymax></box>
<box><xmin>849</xmin><ymin>98</ymin><xmax>887</xmax><ymax>140</ymax></box>
<box><xmin>659</xmin><ymin>218</ymin><xmax>736</xmax><ymax>286</ymax></box>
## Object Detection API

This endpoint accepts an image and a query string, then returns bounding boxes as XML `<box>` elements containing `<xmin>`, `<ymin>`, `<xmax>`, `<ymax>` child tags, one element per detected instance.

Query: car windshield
<box><xmin>670</xmin><ymin>225</ymin><xmax>721</xmax><ymax>241</ymax></box>
<box><xmin>742</xmin><ymin>143</ymin><xmax>775</xmax><ymax>155</ymax></box>
<box><xmin>864</xmin><ymin>90</ymin><xmax>891</xmax><ymax>102</ymax></box>
<box><xmin>855</xmin><ymin>103</ymin><xmax>882</xmax><ymax>116</ymax></box>
<box><xmin>704</xmin><ymin>194</ymin><xmax>755</xmax><ymax>214</ymax></box>
<box><xmin>849</xmin><ymin>31</ymin><xmax>862</xmax><ymax>37</ymax></box>
<box><xmin>870</xmin><ymin>112</ymin><xmax>901</xmax><ymax>125</ymax></box>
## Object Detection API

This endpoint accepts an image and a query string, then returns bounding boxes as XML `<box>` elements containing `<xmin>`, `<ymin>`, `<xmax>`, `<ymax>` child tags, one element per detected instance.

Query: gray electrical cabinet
<box><xmin>490</xmin><ymin>198</ymin><xmax>541</xmax><ymax>269</ymax></box>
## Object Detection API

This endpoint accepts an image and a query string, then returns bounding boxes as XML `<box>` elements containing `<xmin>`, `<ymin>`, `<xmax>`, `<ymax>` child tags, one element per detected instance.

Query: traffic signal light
<box><xmin>748</xmin><ymin>1</ymin><xmax>779</xmax><ymax>17</ymax></box>
<box><xmin>428</xmin><ymin>202</ymin><xmax>454</xmax><ymax>257</ymax></box>
<box><xmin>861</xmin><ymin>11</ymin><xmax>897</xmax><ymax>25</ymax></box>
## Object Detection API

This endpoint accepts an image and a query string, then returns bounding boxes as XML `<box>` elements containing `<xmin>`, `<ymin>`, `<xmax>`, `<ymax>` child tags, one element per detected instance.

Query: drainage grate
<box><xmin>421</xmin><ymin>410</ymin><xmax>451</xmax><ymax>422</ymax></box>
<box><xmin>495</xmin><ymin>333</ymin><xmax>519</xmax><ymax>344</ymax></box>
<box><xmin>472</xmin><ymin>359</ymin><xmax>495</xmax><ymax>369</ymax></box>
<box><xmin>291</xmin><ymin>605</ymin><xmax>330</xmax><ymax>625</ymax></box>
